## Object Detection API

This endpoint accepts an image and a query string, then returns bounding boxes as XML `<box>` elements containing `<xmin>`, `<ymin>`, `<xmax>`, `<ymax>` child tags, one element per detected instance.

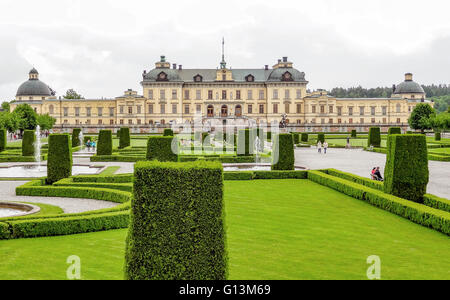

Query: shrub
<box><xmin>0</xmin><ymin>129</ymin><xmax>6</xmax><ymax>152</ymax></box>
<box><xmin>351</xmin><ymin>130</ymin><xmax>357</xmax><ymax>138</ymax></box>
<box><xmin>22</xmin><ymin>130</ymin><xmax>35</xmax><ymax>156</ymax></box>
<box><xmin>47</xmin><ymin>134</ymin><xmax>72</xmax><ymax>184</ymax></box>
<box><xmin>119</xmin><ymin>127</ymin><xmax>131</xmax><ymax>149</ymax></box>
<box><xmin>146</xmin><ymin>136</ymin><xmax>178</xmax><ymax>162</ymax></box>
<box><xmin>301</xmin><ymin>133</ymin><xmax>308</xmax><ymax>142</ymax></box>
<box><xmin>267</xmin><ymin>131</ymin><xmax>272</xmax><ymax>140</ymax></box>
<box><xmin>72</xmin><ymin>128</ymin><xmax>81</xmax><ymax>147</ymax></box>
<box><xmin>237</xmin><ymin>129</ymin><xmax>256</xmax><ymax>156</ymax></box>
<box><xmin>271</xmin><ymin>133</ymin><xmax>294</xmax><ymax>170</ymax></box>
<box><xmin>435</xmin><ymin>132</ymin><xmax>441</xmax><ymax>141</ymax></box>
<box><xmin>125</xmin><ymin>161</ymin><xmax>227</xmax><ymax>280</ymax></box>
<box><xmin>384</xmin><ymin>134</ymin><xmax>429</xmax><ymax>203</ymax></box>
<box><xmin>317</xmin><ymin>133</ymin><xmax>325</xmax><ymax>143</ymax></box>
<box><xmin>116</xmin><ymin>128</ymin><xmax>122</xmax><ymax>138</ymax></box>
<box><xmin>97</xmin><ymin>130</ymin><xmax>113</xmax><ymax>155</ymax></box>
<box><xmin>163</xmin><ymin>128</ymin><xmax>174</xmax><ymax>136</ymax></box>
<box><xmin>223</xmin><ymin>171</ymin><xmax>254</xmax><ymax>180</ymax></box>
<box><xmin>253</xmin><ymin>170</ymin><xmax>307</xmax><ymax>179</ymax></box>
<box><xmin>91</xmin><ymin>155</ymin><xmax>145</xmax><ymax>162</ymax></box>
<box><xmin>368</xmin><ymin>127</ymin><xmax>381</xmax><ymax>147</ymax></box>
<box><xmin>292</xmin><ymin>132</ymin><xmax>300</xmax><ymax>144</ymax></box>
<box><xmin>388</xmin><ymin>127</ymin><xmax>401</xmax><ymax>135</ymax></box>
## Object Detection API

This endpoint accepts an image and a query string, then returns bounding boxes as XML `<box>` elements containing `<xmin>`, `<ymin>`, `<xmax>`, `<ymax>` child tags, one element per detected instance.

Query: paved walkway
<box><xmin>0</xmin><ymin>181</ymin><xmax>119</xmax><ymax>214</ymax></box>
<box><xmin>295</xmin><ymin>147</ymin><xmax>450</xmax><ymax>199</ymax></box>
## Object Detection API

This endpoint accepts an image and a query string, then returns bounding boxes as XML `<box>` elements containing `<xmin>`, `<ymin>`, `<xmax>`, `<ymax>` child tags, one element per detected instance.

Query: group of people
<box><xmin>317</xmin><ymin>141</ymin><xmax>329</xmax><ymax>154</ymax></box>
<box><xmin>85</xmin><ymin>139</ymin><xmax>97</xmax><ymax>151</ymax></box>
<box><xmin>371</xmin><ymin>167</ymin><xmax>383</xmax><ymax>181</ymax></box>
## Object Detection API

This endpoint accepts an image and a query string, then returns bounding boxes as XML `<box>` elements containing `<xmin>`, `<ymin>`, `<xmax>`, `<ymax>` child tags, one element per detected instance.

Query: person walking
<box><xmin>323</xmin><ymin>141</ymin><xmax>328</xmax><ymax>154</ymax></box>
<box><xmin>317</xmin><ymin>140</ymin><xmax>322</xmax><ymax>154</ymax></box>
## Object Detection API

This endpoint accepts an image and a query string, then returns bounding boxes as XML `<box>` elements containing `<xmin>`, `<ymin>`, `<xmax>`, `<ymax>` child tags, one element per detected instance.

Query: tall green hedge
<box><xmin>0</xmin><ymin>129</ymin><xmax>6</xmax><ymax>152</ymax></box>
<box><xmin>146</xmin><ymin>136</ymin><xmax>178</xmax><ymax>162</ymax></box>
<box><xmin>97</xmin><ymin>130</ymin><xmax>113</xmax><ymax>156</ymax></box>
<box><xmin>163</xmin><ymin>128</ymin><xmax>174</xmax><ymax>136</ymax></box>
<box><xmin>388</xmin><ymin>127</ymin><xmax>401</xmax><ymax>135</ymax></box>
<box><xmin>292</xmin><ymin>132</ymin><xmax>300</xmax><ymax>144</ymax></box>
<box><xmin>301</xmin><ymin>133</ymin><xmax>308</xmax><ymax>142</ymax></box>
<box><xmin>116</xmin><ymin>128</ymin><xmax>122</xmax><ymax>138</ymax></box>
<box><xmin>368</xmin><ymin>127</ymin><xmax>381</xmax><ymax>147</ymax></box>
<box><xmin>271</xmin><ymin>133</ymin><xmax>294</xmax><ymax>170</ymax></box>
<box><xmin>317</xmin><ymin>133</ymin><xmax>325</xmax><ymax>143</ymax></box>
<box><xmin>384</xmin><ymin>134</ymin><xmax>429</xmax><ymax>203</ymax></box>
<box><xmin>119</xmin><ymin>127</ymin><xmax>131</xmax><ymax>149</ymax></box>
<box><xmin>237</xmin><ymin>129</ymin><xmax>256</xmax><ymax>156</ymax></box>
<box><xmin>125</xmin><ymin>160</ymin><xmax>227</xmax><ymax>280</ymax></box>
<box><xmin>47</xmin><ymin>134</ymin><xmax>72</xmax><ymax>184</ymax></box>
<box><xmin>351</xmin><ymin>130</ymin><xmax>357</xmax><ymax>138</ymax></box>
<box><xmin>72</xmin><ymin>128</ymin><xmax>81</xmax><ymax>147</ymax></box>
<box><xmin>22</xmin><ymin>130</ymin><xmax>35</xmax><ymax>156</ymax></box>
<box><xmin>435</xmin><ymin>132</ymin><xmax>441</xmax><ymax>141</ymax></box>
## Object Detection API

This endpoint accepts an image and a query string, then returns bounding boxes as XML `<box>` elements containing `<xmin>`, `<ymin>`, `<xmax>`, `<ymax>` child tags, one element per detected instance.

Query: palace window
<box><xmin>321</xmin><ymin>119</ymin><xmax>325</xmax><ymax>124</ymax></box>
<box><xmin>320</xmin><ymin>105</ymin><xmax>325</xmax><ymax>114</ymax></box>
<box><xmin>296</xmin><ymin>89</ymin><xmax>302</xmax><ymax>99</ymax></box>
<box><xmin>281</xmin><ymin>71</ymin><xmax>293</xmax><ymax>81</ymax></box>
<box><xmin>312</xmin><ymin>105</ymin><xmax>316</xmax><ymax>113</ymax></box>
<box><xmin>148</xmin><ymin>90</ymin><xmax>153</xmax><ymax>99</ymax></box>
<box><xmin>110</xmin><ymin>120</ymin><xmax>114</xmax><ymax>125</ymax></box>
<box><xmin>247</xmin><ymin>90</ymin><xmax>253</xmax><ymax>100</ymax></box>
<box><xmin>397</xmin><ymin>118</ymin><xmax>401</xmax><ymax>123</ymax></box>
<box><xmin>296</xmin><ymin>104</ymin><xmax>301</xmax><ymax>113</ymax></box>
<box><xmin>360</xmin><ymin>118</ymin><xmax>364</xmax><ymax>124</ymax></box>
<box><xmin>396</xmin><ymin>104</ymin><xmax>401</xmax><ymax>113</ymax></box>
<box><xmin>172</xmin><ymin>90</ymin><xmax>177</xmax><ymax>100</ymax></box>
<box><xmin>382</xmin><ymin>106</ymin><xmax>387</xmax><ymax>115</ymax></box>
<box><xmin>285</xmin><ymin>103</ymin><xmax>290</xmax><ymax>114</ymax></box>
<box><xmin>128</xmin><ymin>106</ymin><xmax>133</xmax><ymax>114</ymax></box>
<box><xmin>222</xmin><ymin>74</ymin><xmax>226</xmax><ymax>81</ymax></box>
<box><xmin>156</xmin><ymin>72</ymin><xmax>168</xmax><ymax>81</ymax></box>
<box><xmin>49</xmin><ymin>105</ymin><xmax>54</xmax><ymax>114</ymax></box>
<box><xmin>236</xmin><ymin>90</ymin><xmax>241</xmax><ymax>100</ymax></box>
<box><xmin>148</xmin><ymin>104</ymin><xmax>153</xmax><ymax>114</ymax></box>
<box><xmin>348</xmin><ymin>106</ymin><xmax>353</xmax><ymax>116</ymax></box>
<box><xmin>259</xmin><ymin>104</ymin><xmax>264</xmax><ymax>114</ymax></box>
<box><xmin>284</xmin><ymin>89</ymin><xmax>290</xmax><ymax>100</ymax></box>
<box><xmin>128</xmin><ymin>119</ymin><xmax>133</xmax><ymax>125</ymax></box>
<box><xmin>273</xmin><ymin>104</ymin><xmax>278</xmax><ymax>114</ymax></box>
<box><xmin>120</xmin><ymin>119</ymin><xmax>124</xmax><ymax>125</ymax></box>
<box><xmin>383</xmin><ymin>118</ymin><xmax>387</xmax><ymax>123</ymax></box>
<box><xmin>160</xmin><ymin>90</ymin><xmax>166</xmax><ymax>100</ymax></box>
<box><xmin>360</xmin><ymin>106</ymin><xmax>365</xmax><ymax>115</ymax></box>
<box><xmin>75</xmin><ymin>107</ymin><xmax>80</xmax><ymax>117</ymax></box>
<box><xmin>63</xmin><ymin>107</ymin><xmax>68</xmax><ymax>117</ymax></box>
<box><xmin>245</xmin><ymin>74</ymin><xmax>254</xmax><ymax>82</ymax></box>
<box><xmin>160</xmin><ymin>104</ymin><xmax>165</xmax><ymax>114</ymax></box>
<box><xmin>137</xmin><ymin>106</ymin><xmax>141</xmax><ymax>114</ymax></box>
<box><xmin>149</xmin><ymin>120</ymin><xmax>153</xmax><ymax>125</ymax></box>
<box><xmin>194</xmin><ymin>74</ymin><xmax>203</xmax><ymax>82</ymax></box>
<box><xmin>297</xmin><ymin>119</ymin><xmax>301</xmax><ymax>124</ymax></box>
<box><xmin>196</xmin><ymin>105</ymin><xmax>201</xmax><ymax>113</ymax></box>
<box><xmin>98</xmin><ymin>119</ymin><xmax>102</xmax><ymax>125</ymax></box>
<box><xmin>172</xmin><ymin>104</ymin><xmax>177</xmax><ymax>114</ymax></box>
<box><xmin>338</xmin><ymin>119</ymin><xmax>342</xmax><ymax>124</ymax></box>
<box><xmin>273</xmin><ymin>89</ymin><xmax>278</xmax><ymax>99</ymax></box>
<box><xmin>184</xmin><ymin>90</ymin><xmax>190</xmax><ymax>100</ymax></box>
<box><xmin>222</xmin><ymin>90</ymin><xmax>227</xmax><ymax>100</ymax></box>
<box><xmin>109</xmin><ymin>107</ymin><xmax>114</xmax><ymax>116</ymax></box>
<box><xmin>371</xmin><ymin>118</ymin><xmax>376</xmax><ymax>123</ymax></box>
<box><xmin>371</xmin><ymin>106</ymin><xmax>376</xmax><ymax>116</ymax></box>
<box><xmin>196</xmin><ymin>90</ymin><xmax>201</xmax><ymax>100</ymax></box>
<box><xmin>349</xmin><ymin>118</ymin><xmax>353</xmax><ymax>124</ymax></box>
<box><xmin>86</xmin><ymin>107</ymin><xmax>91</xmax><ymax>117</ymax></box>
<box><xmin>337</xmin><ymin>107</ymin><xmax>342</xmax><ymax>116</ymax></box>
<box><xmin>248</xmin><ymin>104</ymin><xmax>253</xmax><ymax>114</ymax></box>
<box><xmin>137</xmin><ymin>119</ymin><xmax>141</xmax><ymax>125</ymax></box>
<box><xmin>64</xmin><ymin>120</ymin><xmax>68</xmax><ymax>124</ymax></box>
<box><xmin>98</xmin><ymin>107</ymin><xmax>103</xmax><ymax>117</ymax></box>
<box><xmin>119</xmin><ymin>106</ymin><xmax>124</xmax><ymax>114</ymax></box>
<box><xmin>259</xmin><ymin>90</ymin><xmax>264</xmax><ymax>100</ymax></box>
<box><xmin>208</xmin><ymin>90</ymin><xmax>213</xmax><ymax>100</ymax></box>
<box><xmin>329</xmin><ymin>119</ymin><xmax>333</xmax><ymax>124</ymax></box>
<box><xmin>184</xmin><ymin>104</ymin><xmax>189</xmax><ymax>114</ymax></box>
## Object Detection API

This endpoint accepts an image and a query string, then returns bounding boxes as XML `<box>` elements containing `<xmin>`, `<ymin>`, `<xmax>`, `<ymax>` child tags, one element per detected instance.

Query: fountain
<box><xmin>0</xmin><ymin>202</ymin><xmax>40</xmax><ymax>218</ymax></box>
<box><xmin>34</xmin><ymin>125</ymin><xmax>41</xmax><ymax>170</ymax></box>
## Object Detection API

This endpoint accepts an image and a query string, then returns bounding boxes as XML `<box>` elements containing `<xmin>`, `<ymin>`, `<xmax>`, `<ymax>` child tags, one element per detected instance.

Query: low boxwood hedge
<box><xmin>351</xmin><ymin>130</ymin><xmax>357</xmax><ymax>138</ymax></box>
<box><xmin>388</xmin><ymin>127</ymin><xmax>401</xmax><ymax>135</ymax></box>
<box><xmin>163</xmin><ymin>128</ymin><xmax>174</xmax><ymax>136</ymax></box>
<box><xmin>125</xmin><ymin>160</ymin><xmax>227</xmax><ymax>280</ymax></box>
<box><xmin>22</xmin><ymin>130</ymin><xmax>35</xmax><ymax>156</ymax></box>
<box><xmin>435</xmin><ymin>132</ymin><xmax>441</xmax><ymax>141</ymax></box>
<box><xmin>72</xmin><ymin>174</ymin><xmax>133</xmax><ymax>183</ymax></box>
<box><xmin>90</xmin><ymin>155</ymin><xmax>145</xmax><ymax>162</ymax></box>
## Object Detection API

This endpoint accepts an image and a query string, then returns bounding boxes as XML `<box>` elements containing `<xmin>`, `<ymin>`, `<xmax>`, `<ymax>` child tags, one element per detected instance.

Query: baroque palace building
<box><xmin>10</xmin><ymin>50</ymin><xmax>432</xmax><ymax>133</ymax></box>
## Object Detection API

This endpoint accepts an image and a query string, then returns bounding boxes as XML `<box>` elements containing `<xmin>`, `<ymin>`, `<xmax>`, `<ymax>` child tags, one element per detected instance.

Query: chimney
<box><xmin>283</xmin><ymin>56</ymin><xmax>288</xmax><ymax>62</ymax></box>
<box><xmin>405</xmin><ymin>73</ymin><xmax>413</xmax><ymax>81</ymax></box>
<box><xmin>173</xmin><ymin>63</ymin><xmax>177</xmax><ymax>69</ymax></box>
<box><xmin>178</xmin><ymin>65</ymin><xmax>182</xmax><ymax>70</ymax></box>
<box><xmin>264</xmin><ymin>65</ymin><xmax>269</xmax><ymax>70</ymax></box>
<box><xmin>160</xmin><ymin>55</ymin><xmax>166</xmax><ymax>62</ymax></box>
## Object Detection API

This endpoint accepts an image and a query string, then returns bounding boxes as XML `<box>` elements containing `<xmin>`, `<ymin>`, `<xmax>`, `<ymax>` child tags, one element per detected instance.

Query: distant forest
<box><xmin>326</xmin><ymin>84</ymin><xmax>450</xmax><ymax>113</ymax></box>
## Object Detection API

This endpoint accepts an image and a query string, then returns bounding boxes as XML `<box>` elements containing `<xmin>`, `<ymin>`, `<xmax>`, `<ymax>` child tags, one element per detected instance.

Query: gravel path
<box><xmin>0</xmin><ymin>181</ymin><xmax>119</xmax><ymax>214</ymax></box>
<box><xmin>295</xmin><ymin>147</ymin><xmax>450</xmax><ymax>199</ymax></box>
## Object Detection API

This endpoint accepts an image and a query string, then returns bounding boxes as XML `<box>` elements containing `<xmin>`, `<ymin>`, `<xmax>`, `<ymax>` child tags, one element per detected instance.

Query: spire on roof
<box><xmin>220</xmin><ymin>37</ymin><xmax>226</xmax><ymax>69</ymax></box>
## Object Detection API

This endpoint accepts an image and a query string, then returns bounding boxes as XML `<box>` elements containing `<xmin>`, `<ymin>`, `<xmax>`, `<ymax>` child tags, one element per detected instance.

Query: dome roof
<box><xmin>29</xmin><ymin>68</ymin><xmax>39</xmax><ymax>74</ymax></box>
<box><xmin>16</xmin><ymin>79</ymin><xmax>51</xmax><ymax>97</ymax></box>
<box><xmin>267</xmin><ymin>67</ymin><xmax>306</xmax><ymax>82</ymax></box>
<box><xmin>394</xmin><ymin>81</ymin><xmax>424</xmax><ymax>94</ymax></box>
<box><xmin>143</xmin><ymin>68</ymin><xmax>181</xmax><ymax>81</ymax></box>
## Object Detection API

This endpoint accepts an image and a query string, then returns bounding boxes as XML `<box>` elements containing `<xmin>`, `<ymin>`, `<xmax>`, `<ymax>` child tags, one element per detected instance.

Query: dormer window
<box><xmin>245</xmin><ymin>74</ymin><xmax>255</xmax><ymax>82</ymax></box>
<box><xmin>194</xmin><ymin>74</ymin><xmax>203</xmax><ymax>82</ymax></box>
<box><xmin>281</xmin><ymin>71</ymin><xmax>293</xmax><ymax>81</ymax></box>
<box><xmin>156</xmin><ymin>72</ymin><xmax>168</xmax><ymax>81</ymax></box>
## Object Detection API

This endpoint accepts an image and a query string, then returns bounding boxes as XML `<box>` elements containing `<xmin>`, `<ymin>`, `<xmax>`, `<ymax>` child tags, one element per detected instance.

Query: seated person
<box><xmin>371</xmin><ymin>167</ymin><xmax>376</xmax><ymax>180</ymax></box>
<box><xmin>374</xmin><ymin>167</ymin><xmax>383</xmax><ymax>181</ymax></box>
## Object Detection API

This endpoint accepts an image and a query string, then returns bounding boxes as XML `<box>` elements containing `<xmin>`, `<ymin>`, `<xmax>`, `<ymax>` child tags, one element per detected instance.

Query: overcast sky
<box><xmin>1</xmin><ymin>0</ymin><xmax>449</xmax><ymax>100</ymax></box>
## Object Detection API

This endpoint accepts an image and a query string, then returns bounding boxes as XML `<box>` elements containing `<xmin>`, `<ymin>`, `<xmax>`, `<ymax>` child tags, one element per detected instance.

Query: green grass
<box><xmin>112</xmin><ymin>138</ymin><xmax>147</xmax><ymax>148</ymax></box>
<box><xmin>0</xmin><ymin>179</ymin><xmax>449</xmax><ymax>280</ymax></box>
<box><xmin>98</xmin><ymin>166</ymin><xmax>120</xmax><ymax>175</ymax></box>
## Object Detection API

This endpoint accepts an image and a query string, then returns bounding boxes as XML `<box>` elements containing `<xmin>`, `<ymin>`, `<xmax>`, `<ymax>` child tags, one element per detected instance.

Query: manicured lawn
<box><xmin>0</xmin><ymin>179</ymin><xmax>449</xmax><ymax>280</ymax></box>
<box><xmin>112</xmin><ymin>138</ymin><xmax>147</xmax><ymax>148</ymax></box>
<box><xmin>428</xmin><ymin>147</ymin><xmax>450</xmax><ymax>155</ymax></box>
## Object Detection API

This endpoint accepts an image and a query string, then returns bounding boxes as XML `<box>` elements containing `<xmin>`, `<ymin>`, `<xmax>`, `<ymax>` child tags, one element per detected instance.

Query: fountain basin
<box><xmin>223</xmin><ymin>163</ymin><xmax>306</xmax><ymax>172</ymax></box>
<box><xmin>0</xmin><ymin>202</ymin><xmax>40</xmax><ymax>218</ymax></box>
<box><xmin>0</xmin><ymin>164</ymin><xmax>104</xmax><ymax>178</ymax></box>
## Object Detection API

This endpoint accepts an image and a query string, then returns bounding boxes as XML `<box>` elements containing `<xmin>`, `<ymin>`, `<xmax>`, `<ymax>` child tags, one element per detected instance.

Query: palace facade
<box><xmin>10</xmin><ymin>54</ymin><xmax>432</xmax><ymax>133</ymax></box>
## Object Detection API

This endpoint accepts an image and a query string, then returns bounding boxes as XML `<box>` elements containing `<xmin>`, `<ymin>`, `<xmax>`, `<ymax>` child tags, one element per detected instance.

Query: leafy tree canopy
<box><xmin>12</xmin><ymin>103</ymin><xmax>37</xmax><ymax>131</ymax></box>
<box><xmin>1</xmin><ymin>101</ymin><xmax>10</xmax><ymax>112</ymax></box>
<box><xmin>408</xmin><ymin>103</ymin><xmax>435</xmax><ymax>133</ymax></box>
<box><xmin>63</xmin><ymin>89</ymin><xmax>84</xmax><ymax>99</ymax></box>
<box><xmin>37</xmin><ymin>113</ymin><xmax>56</xmax><ymax>131</ymax></box>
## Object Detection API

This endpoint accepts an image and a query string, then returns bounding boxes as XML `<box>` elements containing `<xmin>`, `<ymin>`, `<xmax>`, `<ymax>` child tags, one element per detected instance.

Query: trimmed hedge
<box><xmin>97</xmin><ymin>130</ymin><xmax>113</xmax><ymax>155</ymax></box>
<box><xmin>116</xmin><ymin>128</ymin><xmax>122</xmax><ymax>138</ymax></box>
<box><xmin>73</xmin><ymin>174</ymin><xmax>133</xmax><ymax>183</ymax></box>
<box><xmin>125</xmin><ymin>161</ymin><xmax>227</xmax><ymax>280</ymax></box>
<box><xmin>163</xmin><ymin>128</ymin><xmax>174</xmax><ymax>136</ymax></box>
<box><xmin>292</xmin><ymin>132</ymin><xmax>300</xmax><ymax>144</ymax></box>
<box><xmin>271</xmin><ymin>133</ymin><xmax>294</xmax><ymax>170</ymax></box>
<box><xmin>317</xmin><ymin>133</ymin><xmax>325</xmax><ymax>143</ymax></box>
<box><xmin>351</xmin><ymin>130</ymin><xmax>357</xmax><ymax>138</ymax></box>
<box><xmin>301</xmin><ymin>133</ymin><xmax>308</xmax><ymax>142</ymax></box>
<box><xmin>435</xmin><ymin>132</ymin><xmax>441</xmax><ymax>141</ymax></box>
<box><xmin>72</xmin><ymin>128</ymin><xmax>81</xmax><ymax>147</ymax></box>
<box><xmin>384</xmin><ymin>134</ymin><xmax>429</xmax><ymax>203</ymax></box>
<box><xmin>119</xmin><ymin>127</ymin><xmax>131</xmax><ymax>149</ymax></box>
<box><xmin>0</xmin><ymin>129</ymin><xmax>6</xmax><ymax>152</ymax></box>
<box><xmin>423</xmin><ymin>194</ymin><xmax>450</xmax><ymax>213</ymax></box>
<box><xmin>368</xmin><ymin>127</ymin><xmax>381</xmax><ymax>147</ymax></box>
<box><xmin>22</xmin><ymin>130</ymin><xmax>35</xmax><ymax>156</ymax></box>
<box><xmin>308</xmin><ymin>170</ymin><xmax>450</xmax><ymax>236</ymax></box>
<box><xmin>388</xmin><ymin>127</ymin><xmax>401</xmax><ymax>135</ymax></box>
<box><xmin>91</xmin><ymin>155</ymin><xmax>145</xmax><ymax>162</ymax></box>
<box><xmin>237</xmin><ymin>129</ymin><xmax>255</xmax><ymax>156</ymax></box>
<box><xmin>223</xmin><ymin>170</ymin><xmax>308</xmax><ymax>181</ymax></box>
<box><xmin>146</xmin><ymin>136</ymin><xmax>178</xmax><ymax>162</ymax></box>
<box><xmin>47</xmin><ymin>134</ymin><xmax>72</xmax><ymax>184</ymax></box>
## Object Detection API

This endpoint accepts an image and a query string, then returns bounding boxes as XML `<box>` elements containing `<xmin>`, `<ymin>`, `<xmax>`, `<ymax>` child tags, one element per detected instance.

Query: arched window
<box><xmin>207</xmin><ymin>105</ymin><xmax>214</xmax><ymax>117</ymax></box>
<box><xmin>156</xmin><ymin>72</ymin><xmax>168</xmax><ymax>81</ymax></box>
<box><xmin>396</xmin><ymin>103</ymin><xmax>401</xmax><ymax>113</ymax></box>
<box><xmin>221</xmin><ymin>105</ymin><xmax>228</xmax><ymax>117</ymax></box>
<box><xmin>281</xmin><ymin>71</ymin><xmax>293</xmax><ymax>81</ymax></box>
<box><xmin>49</xmin><ymin>105</ymin><xmax>54</xmax><ymax>114</ymax></box>
<box><xmin>235</xmin><ymin>105</ymin><xmax>242</xmax><ymax>117</ymax></box>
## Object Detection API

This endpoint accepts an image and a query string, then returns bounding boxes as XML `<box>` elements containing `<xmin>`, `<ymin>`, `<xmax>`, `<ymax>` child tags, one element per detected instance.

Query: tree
<box><xmin>408</xmin><ymin>103</ymin><xmax>435</xmax><ymax>133</ymax></box>
<box><xmin>0</xmin><ymin>112</ymin><xmax>19</xmax><ymax>132</ymax></box>
<box><xmin>429</xmin><ymin>112</ymin><xmax>450</xmax><ymax>132</ymax></box>
<box><xmin>63</xmin><ymin>89</ymin><xmax>84</xmax><ymax>99</ymax></box>
<box><xmin>1</xmin><ymin>101</ymin><xmax>10</xmax><ymax>112</ymax></box>
<box><xmin>12</xmin><ymin>103</ymin><xmax>37</xmax><ymax>134</ymax></box>
<box><xmin>37</xmin><ymin>113</ymin><xmax>56</xmax><ymax>131</ymax></box>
